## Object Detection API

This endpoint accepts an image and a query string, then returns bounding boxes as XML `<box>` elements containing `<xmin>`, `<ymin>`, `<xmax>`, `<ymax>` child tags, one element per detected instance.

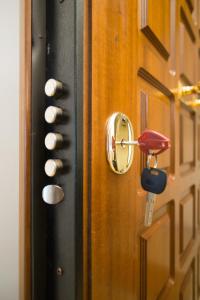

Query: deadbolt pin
<box><xmin>45</xmin><ymin>78</ymin><xmax>64</xmax><ymax>98</ymax></box>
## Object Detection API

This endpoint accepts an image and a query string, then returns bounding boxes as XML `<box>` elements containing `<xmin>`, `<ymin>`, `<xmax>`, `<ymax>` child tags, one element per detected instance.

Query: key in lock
<box><xmin>106</xmin><ymin>113</ymin><xmax>171</xmax><ymax>174</ymax></box>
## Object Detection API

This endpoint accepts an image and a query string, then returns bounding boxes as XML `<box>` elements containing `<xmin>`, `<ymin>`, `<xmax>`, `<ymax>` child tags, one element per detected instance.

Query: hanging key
<box><xmin>141</xmin><ymin>156</ymin><xmax>167</xmax><ymax>227</ymax></box>
<box><xmin>144</xmin><ymin>192</ymin><xmax>156</xmax><ymax>227</ymax></box>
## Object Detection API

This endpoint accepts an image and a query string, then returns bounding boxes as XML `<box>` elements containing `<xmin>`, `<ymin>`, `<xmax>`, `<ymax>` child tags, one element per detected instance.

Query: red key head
<box><xmin>138</xmin><ymin>129</ymin><xmax>171</xmax><ymax>155</ymax></box>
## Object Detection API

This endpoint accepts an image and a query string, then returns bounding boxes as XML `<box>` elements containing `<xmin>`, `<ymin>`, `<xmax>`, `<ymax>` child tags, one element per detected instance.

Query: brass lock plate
<box><xmin>106</xmin><ymin>112</ymin><xmax>134</xmax><ymax>174</ymax></box>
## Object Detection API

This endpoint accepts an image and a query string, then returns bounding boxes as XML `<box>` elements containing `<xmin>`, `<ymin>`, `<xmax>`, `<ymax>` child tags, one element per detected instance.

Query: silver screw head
<box><xmin>45</xmin><ymin>133</ymin><xmax>63</xmax><ymax>150</ymax></box>
<box><xmin>57</xmin><ymin>267</ymin><xmax>64</xmax><ymax>276</ymax></box>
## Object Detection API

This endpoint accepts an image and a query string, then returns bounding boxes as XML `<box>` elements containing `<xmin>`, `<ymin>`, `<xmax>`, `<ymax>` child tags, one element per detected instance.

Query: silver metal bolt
<box><xmin>42</xmin><ymin>185</ymin><xmax>64</xmax><ymax>205</ymax></box>
<box><xmin>45</xmin><ymin>106</ymin><xmax>63</xmax><ymax>124</ymax></box>
<box><xmin>45</xmin><ymin>132</ymin><xmax>63</xmax><ymax>150</ymax></box>
<box><xmin>45</xmin><ymin>159</ymin><xmax>63</xmax><ymax>177</ymax></box>
<box><xmin>45</xmin><ymin>79</ymin><xmax>63</xmax><ymax>97</ymax></box>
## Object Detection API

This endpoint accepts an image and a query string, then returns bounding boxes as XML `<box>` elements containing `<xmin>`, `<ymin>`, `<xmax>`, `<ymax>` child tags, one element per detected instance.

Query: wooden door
<box><xmin>83</xmin><ymin>0</ymin><xmax>200</xmax><ymax>299</ymax></box>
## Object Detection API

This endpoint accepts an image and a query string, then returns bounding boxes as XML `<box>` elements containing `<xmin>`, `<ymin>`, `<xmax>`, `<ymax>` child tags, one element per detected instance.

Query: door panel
<box><xmin>180</xmin><ymin>260</ymin><xmax>195</xmax><ymax>300</ymax></box>
<box><xmin>180</xmin><ymin>7</ymin><xmax>197</xmax><ymax>83</ymax></box>
<box><xmin>140</xmin><ymin>203</ymin><xmax>175</xmax><ymax>300</ymax></box>
<box><xmin>180</xmin><ymin>187</ymin><xmax>195</xmax><ymax>258</ymax></box>
<box><xmin>84</xmin><ymin>0</ymin><xmax>200</xmax><ymax>299</ymax></box>
<box><xmin>138</xmin><ymin>78</ymin><xmax>173</xmax><ymax>170</ymax></box>
<box><xmin>85</xmin><ymin>1</ymin><xmax>137</xmax><ymax>299</ymax></box>
<box><xmin>140</xmin><ymin>0</ymin><xmax>171</xmax><ymax>60</ymax></box>
<box><xmin>180</xmin><ymin>108</ymin><xmax>195</xmax><ymax>172</ymax></box>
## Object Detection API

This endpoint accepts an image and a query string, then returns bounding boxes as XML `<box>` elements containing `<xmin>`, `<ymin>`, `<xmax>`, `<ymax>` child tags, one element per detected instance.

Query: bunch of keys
<box><xmin>141</xmin><ymin>154</ymin><xmax>167</xmax><ymax>227</ymax></box>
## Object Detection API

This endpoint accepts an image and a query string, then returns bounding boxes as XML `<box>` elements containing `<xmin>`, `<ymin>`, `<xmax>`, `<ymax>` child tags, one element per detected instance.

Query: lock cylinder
<box><xmin>106</xmin><ymin>112</ymin><xmax>170</xmax><ymax>174</ymax></box>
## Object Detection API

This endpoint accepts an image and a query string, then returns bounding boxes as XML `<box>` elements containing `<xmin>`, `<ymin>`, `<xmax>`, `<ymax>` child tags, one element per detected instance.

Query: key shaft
<box><xmin>144</xmin><ymin>192</ymin><xmax>156</xmax><ymax>227</ymax></box>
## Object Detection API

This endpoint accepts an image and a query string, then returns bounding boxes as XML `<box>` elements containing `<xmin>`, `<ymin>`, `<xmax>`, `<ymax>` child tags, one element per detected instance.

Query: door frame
<box><xmin>19</xmin><ymin>0</ymin><xmax>32</xmax><ymax>299</ymax></box>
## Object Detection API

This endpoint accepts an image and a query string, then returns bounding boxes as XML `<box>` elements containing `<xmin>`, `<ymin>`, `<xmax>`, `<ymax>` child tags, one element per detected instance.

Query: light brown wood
<box><xmin>180</xmin><ymin>189</ymin><xmax>195</xmax><ymax>255</ymax></box>
<box><xmin>180</xmin><ymin>261</ymin><xmax>195</xmax><ymax>300</ymax></box>
<box><xmin>83</xmin><ymin>0</ymin><xmax>200</xmax><ymax>299</ymax></box>
<box><xmin>19</xmin><ymin>0</ymin><xmax>32</xmax><ymax>299</ymax></box>
<box><xmin>84</xmin><ymin>1</ymin><xmax>138</xmax><ymax>299</ymax></box>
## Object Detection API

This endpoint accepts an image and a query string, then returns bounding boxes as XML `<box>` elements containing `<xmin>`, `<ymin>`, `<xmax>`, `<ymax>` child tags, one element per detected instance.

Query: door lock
<box><xmin>106</xmin><ymin>112</ymin><xmax>170</xmax><ymax>174</ymax></box>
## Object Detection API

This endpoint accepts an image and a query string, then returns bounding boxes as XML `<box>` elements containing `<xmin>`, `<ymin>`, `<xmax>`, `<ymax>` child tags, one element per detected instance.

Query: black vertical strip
<box><xmin>32</xmin><ymin>0</ymin><xmax>84</xmax><ymax>299</ymax></box>
<box><xmin>31</xmin><ymin>0</ymin><xmax>47</xmax><ymax>299</ymax></box>
<box><xmin>45</xmin><ymin>0</ymin><xmax>84</xmax><ymax>299</ymax></box>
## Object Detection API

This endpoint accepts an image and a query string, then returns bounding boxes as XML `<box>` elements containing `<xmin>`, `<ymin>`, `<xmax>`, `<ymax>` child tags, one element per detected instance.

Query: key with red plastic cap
<box><xmin>115</xmin><ymin>129</ymin><xmax>170</xmax><ymax>155</ymax></box>
<box><xmin>138</xmin><ymin>129</ymin><xmax>170</xmax><ymax>155</ymax></box>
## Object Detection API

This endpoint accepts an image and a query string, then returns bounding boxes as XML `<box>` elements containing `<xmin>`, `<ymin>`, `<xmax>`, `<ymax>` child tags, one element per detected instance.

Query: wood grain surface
<box><xmin>83</xmin><ymin>0</ymin><xmax>200</xmax><ymax>299</ymax></box>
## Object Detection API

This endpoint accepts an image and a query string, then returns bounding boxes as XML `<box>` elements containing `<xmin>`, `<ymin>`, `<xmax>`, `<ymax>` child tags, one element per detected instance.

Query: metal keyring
<box><xmin>147</xmin><ymin>154</ymin><xmax>158</xmax><ymax>169</ymax></box>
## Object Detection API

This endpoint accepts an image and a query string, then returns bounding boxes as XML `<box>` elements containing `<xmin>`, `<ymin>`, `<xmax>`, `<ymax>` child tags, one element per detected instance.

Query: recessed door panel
<box><xmin>140</xmin><ymin>202</ymin><xmax>175</xmax><ymax>300</ymax></box>
<box><xmin>180</xmin><ymin>187</ymin><xmax>195</xmax><ymax>257</ymax></box>
<box><xmin>140</xmin><ymin>0</ymin><xmax>170</xmax><ymax>60</ymax></box>
<box><xmin>180</xmin><ymin>8</ymin><xmax>197</xmax><ymax>83</ymax></box>
<box><xmin>180</xmin><ymin>260</ymin><xmax>195</xmax><ymax>300</ymax></box>
<box><xmin>180</xmin><ymin>106</ymin><xmax>195</xmax><ymax>173</ymax></box>
<box><xmin>138</xmin><ymin>78</ymin><xmax>173</xmax><ymax>170</ymax></box>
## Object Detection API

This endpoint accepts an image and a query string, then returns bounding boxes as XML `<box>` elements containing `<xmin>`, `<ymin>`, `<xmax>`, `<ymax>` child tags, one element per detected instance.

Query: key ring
<box><xmin>147</xmin><ymin>153</ymin><xmax>158</xmax><ymax>169</ymax></box>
